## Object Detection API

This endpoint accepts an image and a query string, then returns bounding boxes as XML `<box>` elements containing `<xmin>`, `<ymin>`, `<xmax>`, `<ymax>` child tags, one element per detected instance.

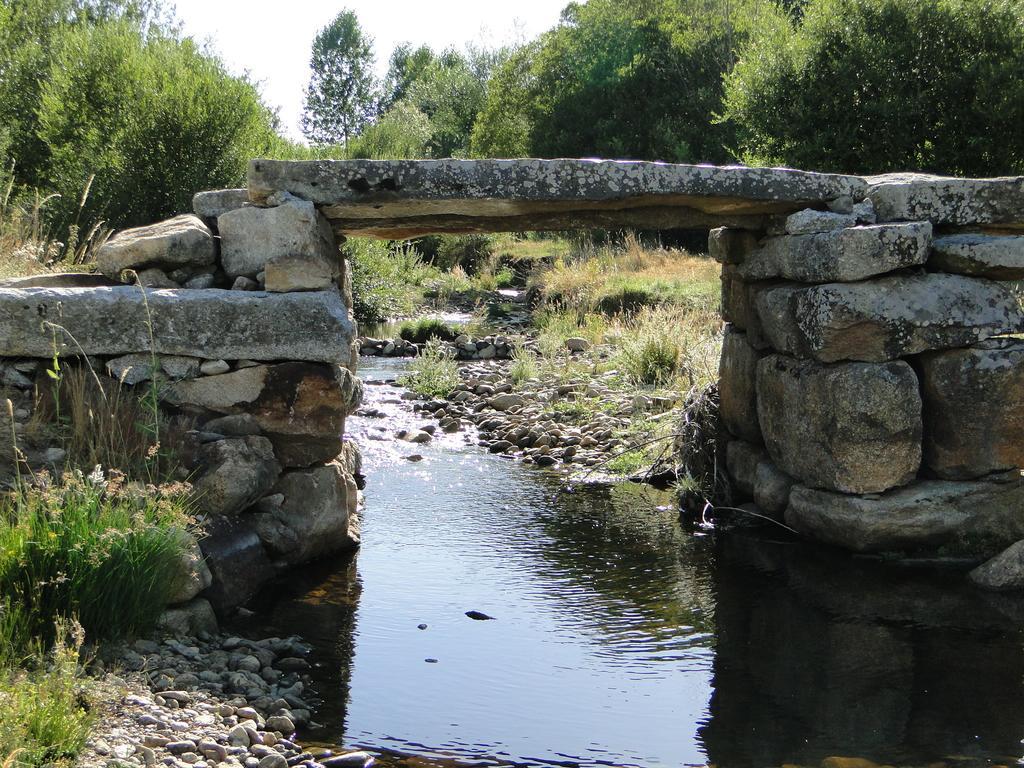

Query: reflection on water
<box><xmin>238</xmin><ymin>358</ymin><xmax>1024</xmax><ymax>768</ymax></box>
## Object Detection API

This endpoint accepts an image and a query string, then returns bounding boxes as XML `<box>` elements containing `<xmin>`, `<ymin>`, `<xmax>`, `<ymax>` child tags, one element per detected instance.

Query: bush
<box><xmin>398</xmin><ymin>339</ymin><xmax>460</xmax><ymax>398</ymax></box>
<box><xmin>0</xmin><ymin>472</ymin><xmax>192</xmax><ymax>647</ymax></box>
<box><xmin>348</xmin><ymin>239</ymin><xmax>437</xmax><ymax>324</ymax></box>
<box><xmin>508</xmin><ymin>347</ymin><xmax>539</xmax><ymax>385</ymax></box>
<box><xmin>723</xmin><ymin>0</ymin><xmax>1024</xmax><ymax>176</ymax></box>
<box><xmin>398</xmin><ymin>317</ymin><xmax>458</xmax><ymax>343</ymax></box>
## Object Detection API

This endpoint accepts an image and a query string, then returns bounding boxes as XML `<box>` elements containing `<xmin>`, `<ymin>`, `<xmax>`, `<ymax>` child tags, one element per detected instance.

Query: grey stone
<box><xmin>263</xmin><ymin>252</ymin><xmax>339</xmax><ymax>293</ymax></box>
<box><xmin>184</xmin><ymin>273</ymin><xmax>216</xmax><ymax>290</ymax></box>
<box><xmin>720</xmin><ymin>265</ymin><xmax>758</xmax><ymax>333</ymax></box>
<box><xmin>754</xmin><ymin>274</ymin><xmax>1023</xmax><ymax>363</ymax></box>
<box><xmin>96</xmin><ymin>215</ymin><xmax>215</xmax><ymax>279</ymax></box>
<box><xmin>232</xmin><ymin>276</ymin><xmax>259</xmax><ymax>291</ymax></box>
<box><xmin>565</xmin><ymin>337</ymin><xmax>590</xmax><ymax>353</ymax></box>
<box><xmin>161</xmin><ymin>356</ymin><xmax>203</xmax><ymax>379</ymax></box>
<box><xmin>204</xmin><ymin>414</ymin><xmax>262</xmax><ymax>437</ymax></box>
<box><xmin>969</xmin><ymin>539</ymin><xmax>1024</xmax><ymax>591</ymax></box>
<box><xmin>489</xmin><ymin>394</ymin><xmax>525</xmax><ymax>411</ymax></box>
<box><xmin>718</xmin><ymin>327</ymin><xmax>763</xmax><ymax>443</ymax></box>
<box><xmin>918</xmin><ymin>338</ymin><xmax>1024</xmax><ymax>479</ymax></box>
<box><xmin>253</xmin><ymin>462</ymin><xmax>359</xmax><ymax>567</ymax></box>
<box><xmin>852</xmin><ymin>199</ymin><xmax>877</xmax><ymax>224</ymax></box>
<box><xmin>191</xmin><ymin>436</ymin><xmax>281</xmax><ymax>517</ymax></box>
<box><xmin>726</xmin><ymin>440</ymin><xmax>766</xmax><ymax>499</ymax></box>
<box><xmin>164</xmin><ymin>362</ymin><xmax>361</xmax><ymax>467</ymax></box>
<box><xmin>753</xmin><ymin>460</ymin><xmax>793</xmax><ymax>516</ymax></box>
<box><xmin>786</xmin><ymin>472</ymin><xmax>1024</xmax><ymax>556</ymax></box>
<box><xmin>0</xmin><ymin>399</ymin><xmax>16</xmax><ymax>482</ymax></box>
<box><xmin>868</xmin><ymin>173</ymin><xmax>1024</xmax><ymax>227</ymax></box>
<box><xmin>784</xmin><ymin>208</ymin><xmax>857</xmax><ymax>234</ymax></box>
<box><xmin>0</xmin><ymin>287</ymin><xmax>356</xmax><ymax>364</ymax></box>
<box><xmin>167</xmin><ymin>536</ymin><xmax>213</xmax><ymax>605</ymax></box>
<box><xmin>738</xmin><ymin>222</ymin><xmax>931</xmax><ymax>282</ymax></box>
<box><xmin>192</xmin><ymin>189</ymin><xmax>250</xmax><ymax>220</ymax></box>
<box><xmin>133</xmin><ymin>268</ymin><xmax>178</xmax><ymax>288</ymax></box>
<box><xmin>200</xmin><ymin>359</ymin><xmax>230</xmax><ymax>376</ymax></box>
<box><xmin>199</xmin><ymin>517</ymin><xmax>275</xmax><ymax>613</ymax></box>
<box><xmin>248</xmin><ymin>158</ymin><xmax>867</xmax><ymax>238</ymax></box>
<box><xmin>0</xmin><ymin>273</ymin><xmax>118</xmax><ymax>289</ymax></box>
<box><xmin>929</xmin><ymin>233</ymin><xmax>1024</xmax><ymax>279</ymax></box>
<box><xmin>709</xmin><ymin>228</ymin><xmax>759</xmax><ymax>265</ymax></box>
<box><xmin>107</xmin><ymin>353</ymin><xmax>158</xmax><ymax>385</ymax></box>
<box><xmin>756</xmin><ymin>354</ymin><xmax>921</xmax><ymax>494</ymax></box>
<box><xmin>156</xmin><ymin>598</ymin><xmax>218</xmax><ymax>637</ymax></box>
<box><xmin>218</xmin><ymin>197</ymin><xmax>338</xmax><ymax>280</ymax></box>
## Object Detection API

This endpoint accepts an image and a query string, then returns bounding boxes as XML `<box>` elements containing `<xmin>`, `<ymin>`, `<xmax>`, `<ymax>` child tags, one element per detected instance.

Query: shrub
<box><xmin>723</xmin><ymin>0</ymin><xmax>1024</xmax><ymax>176</ymax></box>
<box><xmin>0</xmin><ymin>472</ymin><xmax>192</xmax><ymax>646</ymax></box>
<box><xmin>398</xmin><ymin>317</ymin><xmax>458</xmax><ymax>343</ymax></box>
<box><xmin>398</xmin><ymin>339</ymin><xmax>460</xmax><ymax>398</ymax></box>
<box><xmin>508</xmin><ymin>347</ymin><xmax>539</xmax><ymax>385</ymax></box>
<box><xmin>348</xmin><ymin>239</ymin><xmax>433</xmax><ymax>323</ymax></box>
<box><xmin>618</xmin><ymin>331</ymin><xmax>680</xmax><ymax>386</ymax></box>
<box><xmin>431</xmin><ymin>234</ymin><xmax>495</xmax><ymax>273</ymax></box>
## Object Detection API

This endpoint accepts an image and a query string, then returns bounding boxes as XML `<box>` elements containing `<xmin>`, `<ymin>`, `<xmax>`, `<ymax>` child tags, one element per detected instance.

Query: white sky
<box><xmin>169</xmin><ymin>0</ymin><xmax>568</xmax><ymax>141</ymax></box>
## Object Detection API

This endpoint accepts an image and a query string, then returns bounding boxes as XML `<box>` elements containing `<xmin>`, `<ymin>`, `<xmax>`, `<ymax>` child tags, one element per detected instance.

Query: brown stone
<box><xmin>756</xmin><ymin>354</ymin><xmax>921</xmax><ymax>494</ymax></box>
<box><xmin>709</xmin><ymin>228</ymin><xmax>759</xmax><ymax>265</ymax></box>
<box><xmin>719</xmin><ymin>327</ymin><xmax>763</xmax><ymax>443</ymax></box>
<box><xmin>918</xmin><ymin>339</ymin><xmax>1024</xmax><ymax>479</ymax></box>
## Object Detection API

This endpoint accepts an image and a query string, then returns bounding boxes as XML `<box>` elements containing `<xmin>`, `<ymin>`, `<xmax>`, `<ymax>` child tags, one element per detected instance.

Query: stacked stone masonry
<box><xmin>715</xmin><ymin>175</ymin><xmax>1024</xmax><ymax>573</ymax></box>
<box><xmin>0</xmin><ymin>187</ymin><xmax>363</xmax><ymax>629</ymax></box>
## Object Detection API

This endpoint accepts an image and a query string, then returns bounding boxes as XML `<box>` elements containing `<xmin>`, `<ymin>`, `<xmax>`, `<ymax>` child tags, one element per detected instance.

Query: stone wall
<box><xmin>716</xmin><ymin>178</ymin><xmax>1024</xmax><ymax>577</ymax></box>
<box><xmin>0</xmin><ymin>188</ymin><xmax>363</xmax><ymax>631</ymax></box>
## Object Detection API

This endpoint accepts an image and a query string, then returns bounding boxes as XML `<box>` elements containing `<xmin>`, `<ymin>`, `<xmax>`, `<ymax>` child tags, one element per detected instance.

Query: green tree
<box><xmin>722</xmin><ymin>0</ymin><xmax>1024</xmax><ymax>176</ymax></box>
<box><xmin>472</xmin><ymin>0</ymin><xmax>781</xmax><ymax>163</ymax></box>
<box><xmin>301</xmin><ymin>9</ymin><xmax>377</xmax><ymax>147</ymax></box>
<box><xmin>379</xmin><ymin>43</ymin><xmax>434</xmax><ymax>113</ymax></box>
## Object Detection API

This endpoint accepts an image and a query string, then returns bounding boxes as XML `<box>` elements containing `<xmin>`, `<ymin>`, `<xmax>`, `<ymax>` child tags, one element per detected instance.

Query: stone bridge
<box><xmin>1</xmin><ymin>158</ymin><xmax>1023</xmax><ymax>626</ymax></box>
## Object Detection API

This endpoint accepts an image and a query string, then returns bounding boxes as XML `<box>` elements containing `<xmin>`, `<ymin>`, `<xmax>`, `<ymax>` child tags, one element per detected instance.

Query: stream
<box><xmin>236</xmin><ymin>357</ymin><xmax>1024</xmax><ymax>768</ymax></box>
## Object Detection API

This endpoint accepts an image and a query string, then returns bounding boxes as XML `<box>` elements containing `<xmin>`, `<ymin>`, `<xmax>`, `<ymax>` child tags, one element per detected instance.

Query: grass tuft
<box><xmin>398</xmin><ymin>339</ymin><xmax>461</xmax><ymax>399</ymax></box>
<box><xmin>398</xmin><ymin>318</ymin><xmax>458</xmax><ymax>344</ymax></box>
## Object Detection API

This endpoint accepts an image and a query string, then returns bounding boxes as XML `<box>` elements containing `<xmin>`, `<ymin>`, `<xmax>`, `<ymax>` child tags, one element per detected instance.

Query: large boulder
<box><xmin>96</xmin><ymin>215</ymin><xmax>215</xmax><ymax>280</ymax></box>
<box><xmin>755</xmin><ymin>274</ymin><xmax>1023</xmax><ymax>363</ymax></box>
<box><xmin>156</xmin><ymin>598</ymin><xmax>218</xmax><ymax>637</ymax></box>
<box><xmin>0</xmin><ymin>287</ymin><xmax>356</xmax><ymax>364</ymax></box>
<box><xmin>756</xmin><ymin>354</ymin><xmax>921</xmax><ymax>494</ymax></box>
<box><xmin>785</xmin><ymin>472</ymin><xmax>1024</xmax><ymax>556</ymax></box>
<box><xmin>252</xmin><ymin>461</ymin><xmax>360</xmax><ymax>567</ymax></box>
<box><xmin>719</xmin><ymin>327</ymin><xmax>763</xmax><ymax>443</ymax></box>
<box><xmin>969</xmin><ymin>540</ymin><xmax>1024</xmax><ymax>591</ymax></box>
<box><xmin>738</xmin><ymin>222</ymin><xmax>931</xmax><ymax>283</ymax></box>
<box><xmin>192</xmin><ymin>188</ymin><xmax>249</xmax><ymax>220</ymax></box>
<box><xmin>199</xmin><ymin>516</ymin><xmax>277</xmax><ymax>614</ymax></box>
<box><xmin>191</xmin><ymin>436</ymin><xmax>281</xmax><ymax>517</ymax></box>
<box><xmin>218</xmin><ymin>197</ymin><xmax>339</xmax><ymax>280</ymax></box>
<box><xmin>164</xmin><ymin>362</ymin><xmax>362</xmax><ymax>467</ymax></box>
<box><xmin>264</xmin><ymin>252</ymin><xmax>339</xmax><ymax>292</ymax></box>
<box><xmin>929</xmin><ymin>233</ymin><xmax>1024</xmax><ymax>279</ymax></box>
<box><xmin>868</xmin><ymin>173</ymin><xmax>1024</xmax><ymax>227</ymax></box>
<box><xmin>918</xmin><ymin>339</ymin><xmax>1024</xmax><ymax>479</ymax></box>
<box><xmin>167</xmin><ymin>535</ymin><xmax>213</xmax><ymax>605</ymax></box>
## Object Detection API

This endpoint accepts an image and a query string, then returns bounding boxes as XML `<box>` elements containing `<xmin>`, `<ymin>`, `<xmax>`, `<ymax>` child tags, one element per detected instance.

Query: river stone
<box><xmin>969</xmin><ymin>540</ymin><xmax>1024</xmax><ymax>591</ymax></box>
<box><xmin>709</xmin><ymin>228</ymin><xmax>759</xmax><ymax>265</ymax></box>
<box><xmin>489</xmin><ymin>393</ymin><xmax>525</xmax><ymax>411</ymax></box>
<box><xmin>156</xmin><ymin>597</ymin><xmax>218</xmax><ymax>637</ymax></box>
<box><xmin>754</xmin><ymin>274</ymin><xmax>1024</xmax><ymax>363</ymax></box>
<box><xmin>167</xmin><ymin>536</ymin><xmax>213</xmax><ymax>605</ymax></box>
<box><xmin>0</xmin><ymin>287</ymin><xmax>355</xmax><ymax>363</ymax></box>
<box><xmin>263</xmin><ymin>251</ymin><xmax>339</xmax><ymax>292</ymax></box>
<box><xmin>191</xmin><ymin>436</ymin><xmax>281</xmax><ymax>517</ymax></box>
<box><xmin>929</xmin><ymin>233</ymin><xmax>1024</xmax><ymax>279</ymax></box>
<box><xmin>719</xmin><ymin>327</ymin><xmax>763</xmax><ymax>443</ymax></box>
<box><xmin>756</xmin><ymin>354</ymin><xmax>921</xmax><ymax>494</ymax></box>
<box><xmin>192</xmin><ymin>188</ymin><xmax>249</xmax><ymax>220</ymax></box>
<box><xmin>218</xmin><ymin>197</ymin><xmax>338</xmax><ymax>280</ymax></box>
<box><xmin>249</xmin><ymin>159</ymin><xmax>867</xmax><ymax>237</ymax></box>
<box><xmin>738</xmin><ymin>222</ymin><xmax>931</xmax><ymax>282</ymax></box>
<box><xmin>164</xmin><ymin>362</ymin><xmax>362</xmax><ymax>467</ymax></box>
<box><xmin>785</xmin><ymin>472</ymin><xmax>1024</xmax><ymax>556</ymax></box>
<box><xmin>96</xmin><ymin>215</ymin><xmax>215</xmax><ymax>280</ymax></box>
<box><xmin>783</xmin><ymin>208</ymin><xmax>857</xmax><ymax>234</ymax></box>
<box><xmin>252</xmin><ymin>461</ymin><xmax>359</xmax><ymax>567</ymax></box>
<box><xmin>868</xmin><ymin>173</ymin><xmax>1024</xmax><ymax>227</ymax></box>
<box><xmin>199</xmin><ymin>516</ymin><xmax>275</xmax><ymax>614</ymax></box>
<box><xmin>918</xmin><ymin>339</ymin><xmax>1024</xmax><ymax>480</ymax></box>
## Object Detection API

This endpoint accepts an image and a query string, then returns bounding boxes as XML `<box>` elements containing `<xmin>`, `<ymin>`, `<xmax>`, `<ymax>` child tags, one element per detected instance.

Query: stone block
<box><xmin>218</xmin><ymin>197</ymin><xmax>338</xmax><ymax>280</ymax></box>
<box><xmin>191</xmin><ymin>436</ymin><xmax>281</xmax><ymax>517</ymax></box>
<box><xmin>164</xmin><ymin>362</ymin><xmax>362</xmax><ymax>467</ymax></box>
<box><xmin>755</xmin><ymin>274</ymin><xmax>1023</xmax><ymax>363</ymax></box>
<box><xmin>263</xmin><ymin>252</ymin><xmax>339</xmax><ymax>292</ymax></box>
<box><xmin>929</xmin><ymin>233</ymin><xmax>1024</xmax><ymax>279</ymax></box>
<box><xmin>192</xmin><ymin>188</ymin><xmax>249</xmax><ymax>220</ymax></box>
<box><xmin>167</xmin><ymin>536</ymin><xmax>213</xmax><ymax>605</ymax></box>
<box><xmin>868</xmin><ymin>173</ymin><xmax>1024</xmax><ymax>227</ymax></box>
<box><xmin>726</xmin><ymin>440</ymin><xmax>766</xmax><ymax>498</ymax></box>
<box><xmin>753</xmin><ymin>460</ymin><xmax>793</xmax><ymax>517</ymax></box>
<box><xmin>786</xmin><ymin>472</ymin><xmax>1024</xmax><ymax>556</ymax></box>
<box><xmin>918</xmin><ymin>339</ymin><xmax>1024</xmax><ymax>479</ymax></box>
<box><xmin>783</xmin><ymin>208</ymin><xmax>856</xmax><ymax>234</ymax></box>
<box><xmin>96</xmin><ymin>215</ymin><xmax>215</xmax><ymax>280</ymax></box>
<box><xmin>709</xmin><ymin>228</ymin><xmax>759</xmax><ymax>264</ymax></box>
<box><xmin>969</xmin><ymin>539</ymin><xmax>1024</xmax><ymax>591</ymax></box>
<box><xmin>252</xmin><ymin>461</ymin><xmax>359</xmax><ymax>567</ymax></box>
<box><xmin>739</xmin><ymin>222</ymin><xmax>931</xmax><ymax>282</ymax></box>
<box><xmin>156</xmin><ymin>597</ymin><xmax>218</xmax><ymax>637</ymax></box>
<box><xmin>199</xmin><ymin>516</ymin><xmax>275</xmax><ymax>614</ymax></box>
<box><xmin>0</xmin><ymin>287</ymin><xmax>355</xmax><ymax>364</ymax></box>
<box><xmin>719</xmin><ymin>327</ymin><xmax>763</xmax><ymax>443</ymax></box>
<box><xmin>756</xmin><ymin>354</ymin><xmax>921</xmax><ymax>494</ymax></box>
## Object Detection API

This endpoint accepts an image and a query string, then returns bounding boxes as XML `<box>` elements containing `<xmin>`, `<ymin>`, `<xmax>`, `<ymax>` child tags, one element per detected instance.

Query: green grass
<box><xmin>0</xmin><ymin>472</ymin><xmax>193</xmax><ymax>648</ymax></box>
<box><xmin>398</xmin><ymin>318</ymin><xmax>459</xmax><ymax>344</ymax></box>
<box><xmin>398</xmin><ymin>339</ymin><xmax>461</xmax><ymax>399</ymax></box>
<box><xmin>509</xmin><ymin>347</ymin><xmax>539</xmax><ymax>386</ymax></box>
<box><xmin>348</xmin><ymin>240</ymin><xmax>443</xmax><ymax>324</ymax></box>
